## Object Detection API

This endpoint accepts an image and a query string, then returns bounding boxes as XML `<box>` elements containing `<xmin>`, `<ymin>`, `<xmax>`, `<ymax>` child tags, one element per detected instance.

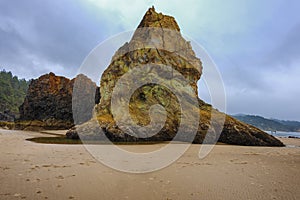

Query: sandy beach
<box><xmin>0</xmin><ymin>129</ymin><xmax>299</xmax><ymax>200</ymax></box>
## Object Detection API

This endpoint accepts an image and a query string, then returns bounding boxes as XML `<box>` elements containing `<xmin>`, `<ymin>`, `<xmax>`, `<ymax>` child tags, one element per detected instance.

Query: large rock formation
<box><xmin>75</xmin><ymin>7</ymin><xmax>283</xmax><ymax>146</ymax></box>
<box><xmin>20</xmin><ymin>73</ymin><xmax>74</xmax><ymax>122</ymax></box>
<box><xmin>19</xmin><ymin>73</ymin><xmax>100</xmax><ymax>130</ymax></box>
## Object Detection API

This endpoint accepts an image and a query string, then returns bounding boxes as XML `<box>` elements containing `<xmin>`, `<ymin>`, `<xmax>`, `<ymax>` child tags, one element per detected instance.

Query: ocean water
<box><xmin>265</xmin><ymin>131</ymin><xmax>300</xmax><ymax>138</ymax></box>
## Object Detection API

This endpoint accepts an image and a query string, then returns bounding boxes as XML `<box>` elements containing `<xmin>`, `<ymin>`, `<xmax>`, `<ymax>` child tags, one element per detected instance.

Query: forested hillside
<box><xmin>233</xmin><ymin>114</ymin><xmax>300</xmax><ymax>132</ymax></box>
<box><xmin>0</xmin><ymin>70</ymin><xmax>30</xmax><ymax>118</ymax></box>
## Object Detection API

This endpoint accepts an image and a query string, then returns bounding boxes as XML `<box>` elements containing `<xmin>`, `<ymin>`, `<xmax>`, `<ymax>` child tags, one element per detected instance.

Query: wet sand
<box><xmin>0</xmin><ymin>129</ymin><xmax>299</xmax><ymax>200</ymax></box>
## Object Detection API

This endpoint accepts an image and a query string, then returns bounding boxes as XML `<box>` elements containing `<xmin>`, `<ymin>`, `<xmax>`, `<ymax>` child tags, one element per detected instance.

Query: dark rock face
<box><xmin>66</xmin><ymin>127</ymin><xmax>80</xmax><ymax>139</ymax></box>
<box><xmin>74</xmin><ymin>7</ymin><xmax>283</xmax><ymax>146</ymax></box>
<box><xmin>0</xmin><ymin>110</ymin><xmax>15</xmax><ymax>122</ymax></box>
<box><xmin>19</xmin><ymin>73</ymin><xmax>100</xmax><ymax>130</ymax></box>
<box><xmin>19</xmin><ymin>72</ymin><xmax>74</xmax><ymax>123</ymax></box>
<box><xmin>219</xmin><ymin>115</ymin><xmax>284</xmax><ymax>146</ymax></box>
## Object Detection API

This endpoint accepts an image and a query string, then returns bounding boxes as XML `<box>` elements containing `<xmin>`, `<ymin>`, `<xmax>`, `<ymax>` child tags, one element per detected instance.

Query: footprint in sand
<box><xmin>42</xmin><ymin>164</ymin><xmax>52</xmax><ymax>168</ymax></box>
<box><xmin>0</xmin><ymin>193</ymin><xmax>11</xmax><ymax>196</ymax></box>
<box><xmin>79</xmin><ymin>160</ymin><xmax>96</xmax><ymax>166</ymax></box>
<box><xmin>177</xmin><ymin>161</ymin><xmax>213</xmax><ymax>168</ymax></box>
<box><xmin>55</xmin><ymin>174</ymin><xmax>75</xmax><ymax>180</ymax></box>
<box><xmin>31</xmin><ymin>165</ymin><xmax>41</xmax><ymax>170</ymax></box>
<box><xmin>243</xmin><ymin>152</ymin><xmax>260</xmax><ymax>156</ymax></box>
<box><xmin>238</xmin><ymin>161</ymin><xmax>248</xmax><ymax>164</ymax></box>
<box><xmin>79</xmin><ymin>162</ymin><xmax>90</xmax><ymax>166</ymax></box>
<box><xmin>56</xmin><ymin>175</ymin><xmax>64</xmax><ymax>180</ymax></box>
<box><xmin>0</xmin><ymin>166</ymin><xmax>10</xmax><ymax>170</ymax></box>
<box><xmin>230</xmin><ymin>159</ymin><xmax>248</xmax><ymax>164</ymax></box>
<box><xmin>192</xmin><ymin>162</ymin><xmax>213</xmax><ymax>166</ymax></box>
<box><xmin>42</xmin><ymin>164</ymin><xmax>70</xmax><ymax>168</ymax></box>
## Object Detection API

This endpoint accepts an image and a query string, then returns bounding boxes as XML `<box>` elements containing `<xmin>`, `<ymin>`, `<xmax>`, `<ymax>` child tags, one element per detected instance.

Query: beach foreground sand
<box><xmin>0</xmin><ymin>129</ymin><xmax>299</xmax><ymax>200</ymax></box>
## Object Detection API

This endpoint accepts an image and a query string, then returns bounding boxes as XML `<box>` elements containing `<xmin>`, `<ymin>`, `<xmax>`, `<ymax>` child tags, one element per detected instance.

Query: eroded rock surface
<box><xmin>19</xmin><ymin>73</ymin><xmax>100</xmax><ymax>130</ymax></box>
<box><xmin>75</xmin><ymin>7</ymin><xmax>283</xmax><ymax>146</ymax></box>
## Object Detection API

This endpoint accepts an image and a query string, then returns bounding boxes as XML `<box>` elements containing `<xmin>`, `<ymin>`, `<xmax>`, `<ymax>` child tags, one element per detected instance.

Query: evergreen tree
<box><xmin>0</xmin><ymin>70</ymin><xmax>30</xmax><ymax>116</ymax></box>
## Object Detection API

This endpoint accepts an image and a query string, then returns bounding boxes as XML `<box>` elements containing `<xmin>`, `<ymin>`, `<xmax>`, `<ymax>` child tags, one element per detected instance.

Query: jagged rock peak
<box><xmin>137</xmin><ymin>6</ymin><xmax>180</xmax><ymax>31</ymax></box>
<box><xmin>112</xmin><ymin>7</ymin><xmax>202</xmax><ymax>78</ymax></box>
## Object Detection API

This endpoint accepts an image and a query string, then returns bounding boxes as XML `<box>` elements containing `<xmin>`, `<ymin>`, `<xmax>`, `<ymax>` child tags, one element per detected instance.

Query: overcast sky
<box><xmin>0</xmin><ymin>0</ymin><xmax>299</xmax><ymax>121</ymax></box>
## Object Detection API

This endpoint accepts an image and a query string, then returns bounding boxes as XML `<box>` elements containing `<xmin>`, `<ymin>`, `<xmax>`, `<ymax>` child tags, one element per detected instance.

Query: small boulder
<box><xmin>66</xmin><ymin>128</ymin><xmax>79</xmax><ymax>140</ymax></box>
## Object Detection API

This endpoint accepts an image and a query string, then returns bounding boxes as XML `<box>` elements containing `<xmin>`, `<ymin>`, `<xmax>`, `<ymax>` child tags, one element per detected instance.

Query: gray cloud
<box><xmin>216</xmin><ymin>24</ymin><xmax>300</xmax><ymax>121</ymax></box>
<box><xmin>266</xmin><ymin>24</ymin><xmax>300</xmax><ymax>66</ymax></box>
<box><xmin>0</xmin><ymin>0</ymin><xmax>119</xmax><ymax>79</ymax></box>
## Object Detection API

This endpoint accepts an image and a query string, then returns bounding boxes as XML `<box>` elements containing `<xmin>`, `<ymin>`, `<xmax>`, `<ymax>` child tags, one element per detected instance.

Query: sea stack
<box><xmin>78</xmin><ymin>7</ymin><xmax>284</xmax><ymax>146</ymax></box>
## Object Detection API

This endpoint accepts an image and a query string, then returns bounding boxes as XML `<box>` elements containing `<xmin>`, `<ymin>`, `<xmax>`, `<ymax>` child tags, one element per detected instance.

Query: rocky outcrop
<box><xmin>66</xmin><ymin>127</ymin><xmax>80</xmax><ymax>139</ymax></box>
<box><xmin>19</xmin><ymin>73</ymin><xmax>100</xmax><ymax>130</ymax></box>
<box><xmin>19</xmin><ymin>73</ymin><xmax>74</xmax><ymax>123</ymax></box>
<box><xmin>72</xmin><ymin>7</ymin><xmax>283</xmax><ymax>146</ymax></box>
